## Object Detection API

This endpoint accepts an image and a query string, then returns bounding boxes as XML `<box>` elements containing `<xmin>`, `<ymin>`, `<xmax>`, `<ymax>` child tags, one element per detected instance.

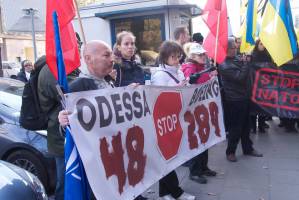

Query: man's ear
<box><xmin>84</xmin><ymin>55</ymin><xmax>91</xmax><ymax>64</ymax></box>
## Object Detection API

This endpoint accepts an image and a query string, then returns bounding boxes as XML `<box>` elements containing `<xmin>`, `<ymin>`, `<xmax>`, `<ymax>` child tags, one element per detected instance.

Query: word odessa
<box><xmin>76</xmin><ymin>90</ymin><xmax>151</xmax><ymax>130</ymax></box>
<box><xmin>66</xmin><ymin>77</ymin><xmax>226</xmax><ymax>200</ymax></box>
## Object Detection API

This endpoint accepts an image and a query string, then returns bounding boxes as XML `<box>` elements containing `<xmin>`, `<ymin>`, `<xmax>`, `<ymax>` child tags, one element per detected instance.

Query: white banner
<box><xmin>66</xmin><ymin>77</ymin><xmax>226</xmax><ymax>200</ymax></box>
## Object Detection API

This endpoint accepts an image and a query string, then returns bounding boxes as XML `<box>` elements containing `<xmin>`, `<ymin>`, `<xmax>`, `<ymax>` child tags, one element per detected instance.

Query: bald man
<box><xmin>57</xmin><ymin>41</ymin><xmax>114</xmax><ymax>200</ymax></box>
<box><xmin>69</xmin><ymin>40</ymin><xmax>114</xmax><ymax>92</ymax></box>
<box><xmin>59</xmin><ymin>41</ymin><xmax>148</xmax><ymax>200</ymax></box>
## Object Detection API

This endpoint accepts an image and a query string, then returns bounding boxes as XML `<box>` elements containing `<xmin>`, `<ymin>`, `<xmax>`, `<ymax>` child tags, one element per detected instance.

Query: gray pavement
<box><xmin>143</xmin><ymin>118</ymin><xmax>299</xmax><ymax>200</ymax></box>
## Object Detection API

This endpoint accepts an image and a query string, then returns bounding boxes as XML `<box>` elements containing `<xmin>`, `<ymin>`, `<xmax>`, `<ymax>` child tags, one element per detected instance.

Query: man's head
<box><xmin>83</xmin><ymin>40</ymin><xmax>113</xmax><ymax>79</ymax></box>
<box><xmin>192</xmin><ymin>32</ymin><xmax>204</xmax><ymax>44</ymax></box>
<box><xmin>227</xmin><ymin>37</ymin><xmax>237</xmax><ymax>58</ymax></box>
<box><xmin>174</xmin><ymin>26</ymin><xmax>190</xmax><ymax>46</ymax></box>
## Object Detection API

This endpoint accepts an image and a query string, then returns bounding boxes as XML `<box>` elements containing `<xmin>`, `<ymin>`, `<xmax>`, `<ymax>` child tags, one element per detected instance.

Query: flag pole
<box><xmin>73</xmin><ymin>0</ymin><xmax>87</xmax><ymax>45</ymax></box>
<box><xmin>213</xmin><ymin>10</ymin><xmax>221</xmax><ymax>67</ymax></box>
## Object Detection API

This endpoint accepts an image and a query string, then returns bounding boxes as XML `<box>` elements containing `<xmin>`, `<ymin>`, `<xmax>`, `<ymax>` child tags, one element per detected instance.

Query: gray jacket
<box><xmin>38</xmin><ymin>65</ymin><xmax>63</xmax><ymax>156</ymax></box>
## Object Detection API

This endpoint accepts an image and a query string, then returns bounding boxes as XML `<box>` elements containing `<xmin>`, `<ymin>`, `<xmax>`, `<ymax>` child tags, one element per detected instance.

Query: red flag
<box><xmin>202</xmin><ymin>0</ymin><xmax>228</xmax><ymax>64</ymax></box>
<box><xmin>214</xmin><ymin>0</ymin><xmax>222</xmax><ymax>11</ymax></box>
<box><xmin>46</xmin><ymin>0</ymin><xmax>80</xmax><ymax>79</ymax></box>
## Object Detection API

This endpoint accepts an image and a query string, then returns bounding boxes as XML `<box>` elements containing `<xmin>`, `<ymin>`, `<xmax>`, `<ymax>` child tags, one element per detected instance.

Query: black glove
<box><xmin>189</xmin><ymin>73</ymin><xmax>202</xmax><ymax>84</ymax></box>
<box><xmin>188</xmin><ymin>67</ymin><xmax>216</xmax><ymax>84</ymax></box>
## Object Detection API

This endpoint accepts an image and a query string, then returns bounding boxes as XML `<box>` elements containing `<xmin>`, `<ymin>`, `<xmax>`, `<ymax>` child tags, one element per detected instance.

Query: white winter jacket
<box><xmin>151</xmin><ymin>64</ymin><xmax>186</xmax><ymax>86</ymax></box>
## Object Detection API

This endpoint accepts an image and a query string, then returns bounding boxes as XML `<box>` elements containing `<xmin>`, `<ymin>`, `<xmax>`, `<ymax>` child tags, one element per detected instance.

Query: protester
<box><xmin>181</xmin><ymin>42</ymin><xmax>217</xmax><ymax>184</ymax></box>
<box><xmin>174</xmin><ymin>26</ymin><xmax>191</xmax><ymax>47</ymax></box>
<box><xmin>17</xmin><ymin>59</ymin><xmax>33</xmax><ymax>82</ymax></box>
<box><xmin>251</xmin><ymin>39</ymin><xmax>272</xmax><ymax>62</ymax></box>
<box><xmin>278</xmin><ymin>55</ymin><xmax>299</xmax><ymax>133</ymax></box>
<box><xmin>113</xmin><ymin>31</ymin><xmax>148</xmax><ymax>200</ymax></box>
<box><xmin>250</xmin><ymin>39</ymin><xmax>272</xmax><ymax>133</ymax></box>
<box><xmin>192</xmin><ymin>32</ymin><xmax>204</xmax><ymax>45</ymax></box>
<box><xmin>155</xmin><ymin>26</ymin><xmax>190</xmax><ymax>67</ymax></box>
<box><xmin>59</xmin><ymin>40</ymin><xmax>149</xmax><ymax>199</ymax></box>
<box><xmin>37</xmin><ymin>32</ymin><xmax>83</xmax><ymax>200</ymax></box>
<box><xmin>37</xmin><ymin>55</ymin><xmax>78</xmax><ymax>200</ymax></box>
<box><xmin>151</xmin><ymin>41</ymin><xmax>195</xmax><ymax>200</ymax></box>
<box><xmin>113</xmin><ymin>31</ymin><xmax>146</xmax><ymax>87</ymax></box>
<box><xmin>219</xmin><ymin>37</ymin><xmax>263</xmax><ymax>162</ymax></box>
<box><xmin>173</xmin><ymin>26</ymin><xmax>190</xmax><ymax>64</ymax></box>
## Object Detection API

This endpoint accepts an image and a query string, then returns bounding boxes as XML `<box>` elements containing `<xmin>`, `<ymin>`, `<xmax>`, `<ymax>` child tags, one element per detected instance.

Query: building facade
<box><xmin>0</xmin><ymin>0</ymin><xmax>46</xmax><ymax>63</ymax></box>
<box><xmin>74</xmin><ymin>0</ymin><xmax>201</xmax><ymax>66</ymax></box>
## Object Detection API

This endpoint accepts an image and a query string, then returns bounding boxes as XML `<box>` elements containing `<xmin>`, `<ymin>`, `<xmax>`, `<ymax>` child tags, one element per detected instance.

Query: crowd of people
<box><xmin>12</xmin><ymin>26</ymin><xmax>299</xmax><ymax>200</ymax></box>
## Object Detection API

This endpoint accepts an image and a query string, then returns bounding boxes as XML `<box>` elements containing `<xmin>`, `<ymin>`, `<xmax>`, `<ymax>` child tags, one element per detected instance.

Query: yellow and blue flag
<box><xmin>240</xmin><ymin>0</ymin><xmax>257</xmax><ymax>53</ymax></box>
<box><xmin>259</xmin><ymin>0</ymin><xmax>298</xmax><ymax>66</ymax></box>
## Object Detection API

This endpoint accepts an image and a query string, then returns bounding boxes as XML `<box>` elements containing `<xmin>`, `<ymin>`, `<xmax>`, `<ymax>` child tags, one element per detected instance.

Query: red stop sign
<box><xmin>153</xmin><ymin>92</ymin><xmax>183</xmax><ymax>160</ymax></box>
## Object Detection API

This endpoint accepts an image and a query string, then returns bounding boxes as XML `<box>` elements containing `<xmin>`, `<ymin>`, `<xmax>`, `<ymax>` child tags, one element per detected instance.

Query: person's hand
<box><xmin>178</xmin><ymin>79</ymin><xmax>188</xmax><ymax>86</ymax></box>
<box><xmin>109</xmin><ymin>69</ymin><xmax>117</xmax><ymax>80</ymax></box>
<box><xmin>128</xmin><ymin>82</ymin><xmax>140</xmax><ymax>88</ymax></box>
<box><xmin>58</xmin><ymin>110</ymin><xmax>71</xmax><ymax>127</ymax></box>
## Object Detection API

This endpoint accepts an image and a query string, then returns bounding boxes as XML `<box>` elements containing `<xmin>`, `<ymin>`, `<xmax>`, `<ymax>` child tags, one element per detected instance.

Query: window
<box><xmin>111</xmin><ymin>14</ymin><xmax>165</xmax><ymax>66</ymax></box>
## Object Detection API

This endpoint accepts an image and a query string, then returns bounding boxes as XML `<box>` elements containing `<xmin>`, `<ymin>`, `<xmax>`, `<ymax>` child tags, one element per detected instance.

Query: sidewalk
<box><xmin>144</xmin><ymin>118</ymin><xmax>299</xmax><ymax>200</ymax></box>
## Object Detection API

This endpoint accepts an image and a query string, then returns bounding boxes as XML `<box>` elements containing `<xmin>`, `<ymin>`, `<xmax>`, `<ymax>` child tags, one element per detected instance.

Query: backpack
<box><xmin>19</xmin><ymin>56</ymin><xmax>48</xmax><ymax>130</ymax></box>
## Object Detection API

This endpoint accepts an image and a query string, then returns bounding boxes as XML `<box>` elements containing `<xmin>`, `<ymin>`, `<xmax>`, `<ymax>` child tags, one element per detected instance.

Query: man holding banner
<box><xmin>58</xmin><ymin>40</ymin><xmax>114</xmax><ymax>124</ymax></box>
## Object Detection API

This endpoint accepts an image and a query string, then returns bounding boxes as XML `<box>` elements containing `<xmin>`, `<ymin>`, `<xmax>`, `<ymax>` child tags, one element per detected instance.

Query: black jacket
<box><xmin>38</xmin><ymin>60</ymin><xmax>80</xmax><ymax>156</ymax></box>
<box><xmin>69</xmin><ymin>77</ymin><xmax>98</xmax><ymax>92</ymax></box>
<box><xmin>219</xmin><ymin>57</ymin><xmax>250</xmax><ymax>101</ymax></box>
<box><xmin>114</xmin><ymin>58</ymin><xmax>145</xmax><ymax>87</ymax></box>
<box><xmin>17</xmin><ymin>70</ymin><xmax>28</xmax><ymax>83</ymax></box>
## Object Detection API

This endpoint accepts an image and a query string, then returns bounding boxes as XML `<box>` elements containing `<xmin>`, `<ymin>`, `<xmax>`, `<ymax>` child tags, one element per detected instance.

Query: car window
<box><xmin>0</xmin><ymin>78</ymin><xmax>24</xmax><ymax>96</ymax></box>
<box><xmin>2</xmin><ymin>63</ymin><xmax>10</xmax><ymax>69</ymax></box>
<box><xmin>4</xmin><ymin>86</ymin><xmax>23</xmax><ymax>96</ymax></box>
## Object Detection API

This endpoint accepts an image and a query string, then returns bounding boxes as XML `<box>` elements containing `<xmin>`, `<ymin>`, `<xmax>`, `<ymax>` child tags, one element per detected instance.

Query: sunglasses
<box><xmin>24</xmin><ymin>62</ymin><xmax>32</xmax><ymax>67</ymax></box>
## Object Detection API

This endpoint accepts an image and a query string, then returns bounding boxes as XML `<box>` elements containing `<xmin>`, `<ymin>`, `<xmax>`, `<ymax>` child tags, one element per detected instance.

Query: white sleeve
<box><xmin>151</xmin><ymin>71</ymin><xmax>171</xmax><ymax>86</ymax></box>
<box><xmin>177</xmin><ymin>69</ymin><xmax>186</xmax><ymax>82</ymax></box>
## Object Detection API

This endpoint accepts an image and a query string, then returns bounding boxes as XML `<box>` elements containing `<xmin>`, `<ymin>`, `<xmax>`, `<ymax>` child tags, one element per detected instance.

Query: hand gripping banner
<box><xmin>65</xmin><ymin>77</ymin><xmax>226</xmax><ymax>200</ymax></box>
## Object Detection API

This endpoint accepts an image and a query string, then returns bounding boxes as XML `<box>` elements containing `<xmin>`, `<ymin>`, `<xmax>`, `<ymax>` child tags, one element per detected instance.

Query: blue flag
<box><xmin>52</xmin><ymin>11</ymin><xmax>90</xmax><ymax>200</ymax></box>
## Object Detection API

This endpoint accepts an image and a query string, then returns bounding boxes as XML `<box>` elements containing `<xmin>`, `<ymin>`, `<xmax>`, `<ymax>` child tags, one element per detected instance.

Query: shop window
<box><xmin>111</xmin><ymin>15</ymin><xmax>165</xmax><ymax>67</ymax></box>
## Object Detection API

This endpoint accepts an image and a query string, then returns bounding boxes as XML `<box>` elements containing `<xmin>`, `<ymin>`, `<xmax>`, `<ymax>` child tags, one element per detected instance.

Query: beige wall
<box><xmin>4</xmin><ymin>39</ymin><xmax>45</xmax><ymax>62</ymax></box>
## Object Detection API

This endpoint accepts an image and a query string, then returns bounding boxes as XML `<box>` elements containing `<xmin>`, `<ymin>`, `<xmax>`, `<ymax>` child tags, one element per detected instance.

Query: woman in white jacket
<box><xmin>151</xmin><ymin>41</ymin><xmax>194</xmax><ymax>200</ymax></box>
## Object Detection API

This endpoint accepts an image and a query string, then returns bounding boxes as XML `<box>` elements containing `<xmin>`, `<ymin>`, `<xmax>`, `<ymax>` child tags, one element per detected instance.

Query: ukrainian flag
<box><xmin>240</xmin><ymin>0</ymin><xmax>257</xmax><ymax>53</ymax></box>
<box><xmin>259</xmin><ymin>0</ymin><xmax>298</xmax><ymax>66</ymax></box>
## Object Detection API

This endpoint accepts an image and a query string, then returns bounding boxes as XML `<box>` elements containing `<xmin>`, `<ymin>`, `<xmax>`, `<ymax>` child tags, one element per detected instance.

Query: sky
<box><xmin>188</xmin><ymin>0</ymin><xmax>299</xmax><ymax>38</ymax></box>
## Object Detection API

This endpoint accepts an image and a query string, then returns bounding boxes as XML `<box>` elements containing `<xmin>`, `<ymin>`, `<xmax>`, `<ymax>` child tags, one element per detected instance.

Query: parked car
<box><xmin>0</xmin><ymin>77</ymin><xmax>56</xmax><ymax>194</ymax></box>
<box><xmin>1</xmin><ymin>61</ymin><xmax>21</xmax><ymax>79</ymax></box>
<box><xmin>0</xmin><ymin>160</ymin><xmax>48</xmax><ymax>200</ymax></box>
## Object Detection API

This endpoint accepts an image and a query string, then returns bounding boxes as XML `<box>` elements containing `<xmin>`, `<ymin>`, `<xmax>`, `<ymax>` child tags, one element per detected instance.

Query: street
<box><xmin>143</xmin><ymin>118</ymin><xmax>299</xmax><ymax>200</ymax></box>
